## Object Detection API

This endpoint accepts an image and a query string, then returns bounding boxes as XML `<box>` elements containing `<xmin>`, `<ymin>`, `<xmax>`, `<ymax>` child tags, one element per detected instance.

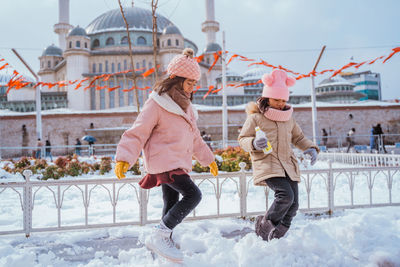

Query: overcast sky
<box><xmin>1</xmin><ymin>0</ymin><xmax>399</xmax><ymax>99</ymax></box>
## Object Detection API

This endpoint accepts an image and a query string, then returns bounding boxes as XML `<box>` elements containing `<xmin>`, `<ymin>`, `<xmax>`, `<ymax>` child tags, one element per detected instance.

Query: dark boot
<box><xmin>268</xmin><ymin>223</ymin><xmax>289</xmax><ymax>240</ymax></box>
<box><xmin>255</xmin><ymin>215</ymin><xmax>275</xmax><ymax>241</ymax></box>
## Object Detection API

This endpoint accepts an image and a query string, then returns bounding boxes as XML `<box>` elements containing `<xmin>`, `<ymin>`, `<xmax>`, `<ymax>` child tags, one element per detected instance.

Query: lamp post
<box><xmin>12</xmin><ymin>48</ymin><xmax>42</xmax><ymax>140</ymax></box>
<box><xmin>310</xmin><ymin>45</ymin><xmax>326</xmax><ymax>144</ymax></box>
<box><xmin>221</xmin><ymin>31</ymin><xmax>228</xmax><ymax>149</ymax></box>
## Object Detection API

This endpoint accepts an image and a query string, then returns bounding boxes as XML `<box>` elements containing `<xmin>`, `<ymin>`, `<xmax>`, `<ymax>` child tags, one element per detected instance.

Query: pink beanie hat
<box><xmin>167</xmin><ymin>48</ymin><xmax>201</xmax><ymax>81</ymax></box>
<box><xmin>261</xmin><ymin>69</ymin><xmax>296</xmax><ymax>101</ymax></box>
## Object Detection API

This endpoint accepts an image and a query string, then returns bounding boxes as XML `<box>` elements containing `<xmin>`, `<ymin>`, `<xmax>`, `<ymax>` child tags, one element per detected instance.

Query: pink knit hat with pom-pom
<box><xmin>261</xmin><ymin>69</ymin><xmax>296</xmax><ymax>101</ymax></box>
<box><xmin>167</xmin><ymin>48</ymin><xmax>201</xmax><ymax>81</ymax></box>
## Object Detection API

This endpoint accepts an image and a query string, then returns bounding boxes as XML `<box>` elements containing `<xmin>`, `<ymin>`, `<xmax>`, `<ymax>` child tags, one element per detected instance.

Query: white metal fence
<box><xmin>1</xmin><ymin>161</ymin><xmax>399</xmax><ymax>237</ymax></box>
<box><xmin>319</xmin><ymin>151</ymin><xmax>400</xmax><ymax>166</ymax></box>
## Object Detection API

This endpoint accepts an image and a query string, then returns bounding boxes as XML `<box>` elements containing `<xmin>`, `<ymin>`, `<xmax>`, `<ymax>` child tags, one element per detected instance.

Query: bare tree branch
<box><xmin>118</xmin><ymin>0</ymin><xmax>140</xmax><ymax>112</ymax></box>
<box><xmin>151</xmin><ymin>0</ymin><xmax>159</xmax><ymax>81</ymax></box>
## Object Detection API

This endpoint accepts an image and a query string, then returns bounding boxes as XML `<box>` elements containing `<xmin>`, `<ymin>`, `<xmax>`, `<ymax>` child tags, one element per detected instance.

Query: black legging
<box><xmin>161</xmin><ymin>173</ymin><xmax>202</xmax><ymax>229</ymax></box>
<box><xmin>265</xmin><ymin>175</ymin><xmax>299</xmax><ymax>228</ymax></box>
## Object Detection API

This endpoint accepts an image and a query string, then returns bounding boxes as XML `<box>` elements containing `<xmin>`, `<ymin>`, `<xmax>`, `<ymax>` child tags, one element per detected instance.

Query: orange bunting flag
<box><xmin>208</xmin><ymin>52</ymin><xmax>221</xmax><ymax>72</ymax></box>
<box><xmin>193</xmin><ymin>85</ymin><xmax>201</xmax><ymax>93</ymax></box>
<box><xmin>195</xmin><ymin>54</ymin><xmax>204</xmax><ymax>63</ymax></box>
<box><xmin>107</xmin><ymin>86</ymin><xmax>120</xmax><ymax>92</ymax></box>
<box><xmin>95</xmin><ymin>85</ymin><xmax>107</xmax><ymax>90</ymax></box>
<box><xmin>142</xmin><ymin>67</ymin><xmax>155</xmax><ymax>77</ymax></box>
<box><xmin>203</xmin><ymin>85</ymin><xmax>214</xmax><ymax>99</ymax></box>
<box><xmin>383</xmin><ymin>47</ymin><xmax>400</xmax><ymax>64</ymax></box>
<box><xmin>227</xmin><ymin>54</ymin><xmax>239</xmax><ymax>65</ymax></box>
<box><xmin>0</xmin><ymin>63</ymin><xmax>9</xmax><ymax>71</ymax></box>
<box><xmin>74</xmin><ymin>77</ymin><xmax>89</xmax><ymax>90</ymax></box>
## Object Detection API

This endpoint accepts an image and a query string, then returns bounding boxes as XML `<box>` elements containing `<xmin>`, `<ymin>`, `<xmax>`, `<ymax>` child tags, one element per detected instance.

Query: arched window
<box><xmin>175</xmin><ymin>39</ymin><xmax>179</xmax><ymax>46</ymax></box>
<box><xmin>157</xmin><ymin>39</ymin><xmax>160</xmax><ymax>47</ymax></box>
<box><xmin>76</xmin><ymin>40</ymin><xmax>81</xmax><ymax>48</ymax></box>
<box><xmin>92</xmin><ymin>39</ymin><xmax>100</xmax><ymax>48</ymax></box>
<box><xmin>121</xmin><ymin>36</ymin><xmax>128</xmax><ymax>45</ymax></box>
<box><xmin>85</xmin><ymin>42</ymin><xmax>87</xmax><ymax>48</ymax></box>
<box><xmin>92</xmin><ymin>63</ymin><xmax>96</xmax><ymax>73</ymax></box>
<box><xmin>167</xmin><ymin>39</ymin><xmax>171</xmax><ymax>46</ymax></box>
<box><xmin>69</xmin><ymin>41</ymin><xmax>72</xmax><ymax>48</ymax></box>
<box><xmin>106</xmin><ymin>37</ymin><xmax>114</xmax><ymax>46</ymax></box>
<box><xmin>137</xmin><ymin>36</ymin><xmax>146</xmax><ymax>45</ymax></box>
<box><xmin>142</xmin><ymin>59</ymin><xmax>146</xmax><ymax>68</ymax></box>
<box><xmin>48</xmin><ymin>61</ymin><xmax>51</xmax><ymax>68</ymax></box>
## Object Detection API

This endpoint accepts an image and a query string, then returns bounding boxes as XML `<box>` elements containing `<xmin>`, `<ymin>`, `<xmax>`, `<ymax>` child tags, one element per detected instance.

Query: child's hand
<box><xmin>303</xmin><ymin>148</ymin><xmax>318</xmax><ymax>166</ymax></box>
<box><xmin>115</xmin><ymin>161</ymin><xmax>130</xmax><ymax>179</ymax></box>
<box><xmin>253</xmin><ymin>137</ymin><xmax>269</xmax><ymax>150</ymax></box>
<box><xmin>209</xmin><ymin>161</ymin><xmax>218</xmax><ymax>176</ymax></box>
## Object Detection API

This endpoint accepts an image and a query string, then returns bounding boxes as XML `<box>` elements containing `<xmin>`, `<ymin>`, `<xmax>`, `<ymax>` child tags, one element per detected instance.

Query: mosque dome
<box><xmin>68</xmin><ymin>26</ymin><xmax>87</xmax><ymax>37</ymax></box>
<box><xmin>86</xmin><ymin>7</ymin><xmax>175</xmax><ymax>34</ymax></box>
<box><xmin>41</xmin><ymin>44</ymin><xmax>63</xmax><ymax>57</ymax></box>
<box><xmin>242</xmin><ymin>66</ymin><xmax>268</xmax><ymax>81</ymax></box>
<box><xmin>204</xmin><ymin>42</ymin><xmax>222</xmax><ymax>53</ymax></box>
<box><xmin>162</xmin><ymin>24</ymin><xmax>182</xmax><ymax>35</ymax></box>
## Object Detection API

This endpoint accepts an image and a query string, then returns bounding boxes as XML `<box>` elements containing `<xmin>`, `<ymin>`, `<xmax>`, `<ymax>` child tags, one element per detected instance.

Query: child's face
<box><xmin>269</xmin><ymin>98</ymin><xmax>287</xmax><ymax>110</ymax></box>
<box><xmin>183</xmin><ymin>78</ymin><xmax>197</xmax><ymax>94</ymax></box>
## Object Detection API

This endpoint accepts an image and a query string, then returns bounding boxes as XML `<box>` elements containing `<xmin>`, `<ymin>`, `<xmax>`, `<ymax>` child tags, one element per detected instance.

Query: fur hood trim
<box><xmin>149</xmin><ymin>91</ymin><xmax>198</xmax><ymax>120</ymax></box>
<box><xmin>245</xmin><ymin>102</ymin><xmax>260</xmax><ymax>115</ymax></box>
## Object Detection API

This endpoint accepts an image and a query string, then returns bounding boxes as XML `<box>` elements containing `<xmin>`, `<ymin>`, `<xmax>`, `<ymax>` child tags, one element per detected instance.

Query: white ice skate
<box><xmin>145</xmin><ymin>224</ymin><xmax>183</xmax><ymax>263</ymax></box>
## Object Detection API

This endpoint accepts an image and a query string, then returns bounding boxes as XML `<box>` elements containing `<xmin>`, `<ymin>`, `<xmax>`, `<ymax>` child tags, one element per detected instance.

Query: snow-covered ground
<box><xmin>0</xmin><ymin>159</ymin><xmax>399</xmax><ymax>266</ymax></box>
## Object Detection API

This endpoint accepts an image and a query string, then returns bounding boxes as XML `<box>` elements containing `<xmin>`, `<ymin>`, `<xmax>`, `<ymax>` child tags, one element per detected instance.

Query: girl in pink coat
<box><xmin>114</xmin><ymin>48</ymin><xmax>218</xmax><ymax>262</ymax></box>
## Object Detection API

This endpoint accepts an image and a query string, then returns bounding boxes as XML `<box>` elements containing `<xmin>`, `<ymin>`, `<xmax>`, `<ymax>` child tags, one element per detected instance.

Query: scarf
<box><xmin>167</xmin><ymin>85</ymin><xmax>191</xmax><ymax>112</ymax></box>
<box><xmin>263</xmin><ymin>105</ymin><xmax>293</xmax><ymax>122</ymax></box>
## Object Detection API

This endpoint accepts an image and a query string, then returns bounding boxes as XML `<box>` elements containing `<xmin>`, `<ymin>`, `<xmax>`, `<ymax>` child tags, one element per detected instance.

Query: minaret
<box><xmin>201</xmin><ymin>0</ymin><xmax>220</xmax><ymax>45</ymax></box>
<box><xmin>54</xmin><ymin>0</ymin><xmax>73</xmax><ymax>51</ymax></box>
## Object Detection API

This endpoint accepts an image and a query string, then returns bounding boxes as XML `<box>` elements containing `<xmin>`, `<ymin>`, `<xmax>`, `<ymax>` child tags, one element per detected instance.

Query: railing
<box><xmin>319</xmin><ymin>152</ymin><xmax>400</xmax><ymax>166</ymax></box>
<box><xmin>1</xmin><ymin>162</ymin><xmax>399</xmax><ymax>237</ymax></box>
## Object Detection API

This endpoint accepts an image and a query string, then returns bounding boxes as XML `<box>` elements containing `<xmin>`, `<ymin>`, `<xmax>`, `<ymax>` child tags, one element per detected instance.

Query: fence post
<box><xmin>238</xmin><ymin>162</ymin><xmax>247</xmax><ymax>217</ymax></box>
<box><xmin>139</xmin><ymin>167</ymin><xmax>148</xmax><ymax>225</ymax></box>
<box><xmin>327</xmin><ymin>161</ymin><xmax>334</xmax><ymax>215</ymax></box>
<box><xmin>22</xmin><ymin>170</ymin><xmax>33</xmax><ymax>238</ymax></box>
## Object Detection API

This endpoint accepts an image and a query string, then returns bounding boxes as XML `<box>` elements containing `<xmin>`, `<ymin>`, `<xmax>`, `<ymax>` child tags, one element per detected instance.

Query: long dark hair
<box><xmin>153</xmin><ymin>76</ymin><xmax>193</xmax><ymax>100</ymax></box>
<box><xmin>256</xmin><ymin>97</ymin><xmax>270</xmax><ymax>113</ymax></box>
<box><xmin>154</xmin><ymin>76</ymin><xmax>185</xmax><ymax>95</ymax></box>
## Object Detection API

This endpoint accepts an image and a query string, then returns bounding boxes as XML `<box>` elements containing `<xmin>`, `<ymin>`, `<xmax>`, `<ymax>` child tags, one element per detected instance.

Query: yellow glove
<box><xmin>209</xmin><ymin>161</ymin><xmax>218</xmax><ymax>177</ymax></box>
<box><xmin>115</xmin><ymin>161</ymin><xmax>130</xmax><ymax>179</ymax></box>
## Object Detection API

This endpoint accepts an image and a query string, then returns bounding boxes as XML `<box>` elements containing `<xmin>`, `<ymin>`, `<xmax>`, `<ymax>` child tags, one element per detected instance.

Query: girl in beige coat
<box><xmin>238</xmin><ymin>69</ymin><xmax>319</xmax><ymax>241</ymax></box>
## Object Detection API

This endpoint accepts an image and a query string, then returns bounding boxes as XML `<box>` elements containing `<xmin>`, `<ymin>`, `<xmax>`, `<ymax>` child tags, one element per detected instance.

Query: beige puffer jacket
<box><xmin>238</xmin><ymin>102</ymin><xmax>319</xmax><ymax>185</ymax></box>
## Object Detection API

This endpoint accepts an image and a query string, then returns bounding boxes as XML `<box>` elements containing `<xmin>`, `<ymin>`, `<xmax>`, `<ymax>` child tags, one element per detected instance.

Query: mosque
<box><xmin>0</xmin><ymin>0</ymin><xmax>383</xmax><ymax>112</ymax></box>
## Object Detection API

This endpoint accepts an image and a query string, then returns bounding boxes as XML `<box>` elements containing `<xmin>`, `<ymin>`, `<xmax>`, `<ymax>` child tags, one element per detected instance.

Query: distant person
<box><xmin>321</xmin><ymin>128</ymin><xmax>328</xmax><ymax>146</ymax></box>
<box><xmin>75</xmin><ymin>138</ymin><xmax>82</xmax><ymax>156</ymax></box>
<box><xmin>369</xmin><ymin>126</ymin><xmax>376</xmax><ymax>153</ymax></box>
<box><xmin>374</xmin><ymin>123</ymin><xmax>387</xmax><ymax>153</ymax></box>
<box><xmin>201</xmin><ymin>131</ymin><xmax>212</xmax><ymax>150</ymax></box>
<box><xmin>45</xmin><ymin>140</ymin><xmax>53</xmax><ymax>161</ymax></box>
<box><xmin>35</xmin><ymin>138</ymin><xmax>43</xmax><ymax>159</ymax></box>
<box><xmin>346</xmin><ymin>128</ymin><xmax>356</xmax><ymax>153</ymax></box>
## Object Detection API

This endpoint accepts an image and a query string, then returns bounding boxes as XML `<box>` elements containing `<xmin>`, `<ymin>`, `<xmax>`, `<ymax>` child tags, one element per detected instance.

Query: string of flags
<box><xmin>1</xmin><ymin>46</ymin><xmax>399</xmax><ymax>99</ymax></box>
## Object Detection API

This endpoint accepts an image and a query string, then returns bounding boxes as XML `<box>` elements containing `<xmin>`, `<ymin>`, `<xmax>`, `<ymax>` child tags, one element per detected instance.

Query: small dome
<box><xmin>204</xmin><ymin>42</ymin><xmax>222</xmax><ymax>53</ymax></box>
<box><xmin>41</xmin><ymin>44</ymin><xmax>63</xmax><ymax>57</ymax></box>
<box><xmin>162</xmin><ymin>24</ymin><xmax>182</xmax><ymax>35</ymax></box>
<box><xmin>242</xmin><ymin>66</ymin><xmax>268</xmax><ymax>81</ymax></box>
<box><xmin>318</xmin><ymin>77</ymin><xmax>355</xmax><ymax>87</ymax></box>
<box><xmin>68</xmin><ymin>26</ymin><xmax>87</xmax><ymax>37</ymax></box>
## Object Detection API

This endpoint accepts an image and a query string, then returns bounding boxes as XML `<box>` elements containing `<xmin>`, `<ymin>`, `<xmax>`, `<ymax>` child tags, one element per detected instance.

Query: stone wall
<box><xmin>1</xmin><ymin>104</ymin><xmax>399</xmax><ymax>157</ymax></box>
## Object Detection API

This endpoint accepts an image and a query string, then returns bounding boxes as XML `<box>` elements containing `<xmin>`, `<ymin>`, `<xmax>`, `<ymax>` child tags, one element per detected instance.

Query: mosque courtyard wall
<box><xmin>1</xmin><ymin>104</ymin><xmax>399</xmax><ymax>158</ymax></box>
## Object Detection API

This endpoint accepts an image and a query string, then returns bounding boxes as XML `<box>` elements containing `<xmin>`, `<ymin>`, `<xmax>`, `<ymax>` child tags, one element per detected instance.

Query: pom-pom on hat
<box><xmin>167</xmin><ymin>48</ymin><xmax>201</xmax><ymax>81</ymax></box>
<box><xmin>261</xmin><ymin>69</ymin><xmax>296</xmax><ymax>101</ymax></box>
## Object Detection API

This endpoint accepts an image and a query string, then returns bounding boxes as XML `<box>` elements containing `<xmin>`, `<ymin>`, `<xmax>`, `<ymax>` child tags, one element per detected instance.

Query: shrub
<box><xmin>129</xmin><ymin>160</ymin><xmax>141</xmax><ymax>175</ymax></box>
<box><xmin>14</xmin><ymin>157</ymin><xmax>31</xmax><ymax>169</ymax></box>
<box><xmin>99</xmin><ymin>157</ymin><xmax>112</xmax><ymax>175</ymax></box>
<box><xmin>66</xmin><ymin>161</ymin><xmax>81</xmax><ymax>176</ymax></box>
<box><xmin>55</xmin><ymin>157</ymin><xmax>68</xmax><ymax>168</ymax></box>
<box><xmin>42</xmin><ymin>165</ymin><xmax>62</xmax><ymax>180</ymax></box>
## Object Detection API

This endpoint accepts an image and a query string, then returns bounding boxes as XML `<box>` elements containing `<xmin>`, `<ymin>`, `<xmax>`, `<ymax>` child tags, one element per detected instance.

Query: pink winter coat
<box><xmin>116</xmin><ymin>91</ymin><xmax>214</xmax><ymax>174</ymax></box>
